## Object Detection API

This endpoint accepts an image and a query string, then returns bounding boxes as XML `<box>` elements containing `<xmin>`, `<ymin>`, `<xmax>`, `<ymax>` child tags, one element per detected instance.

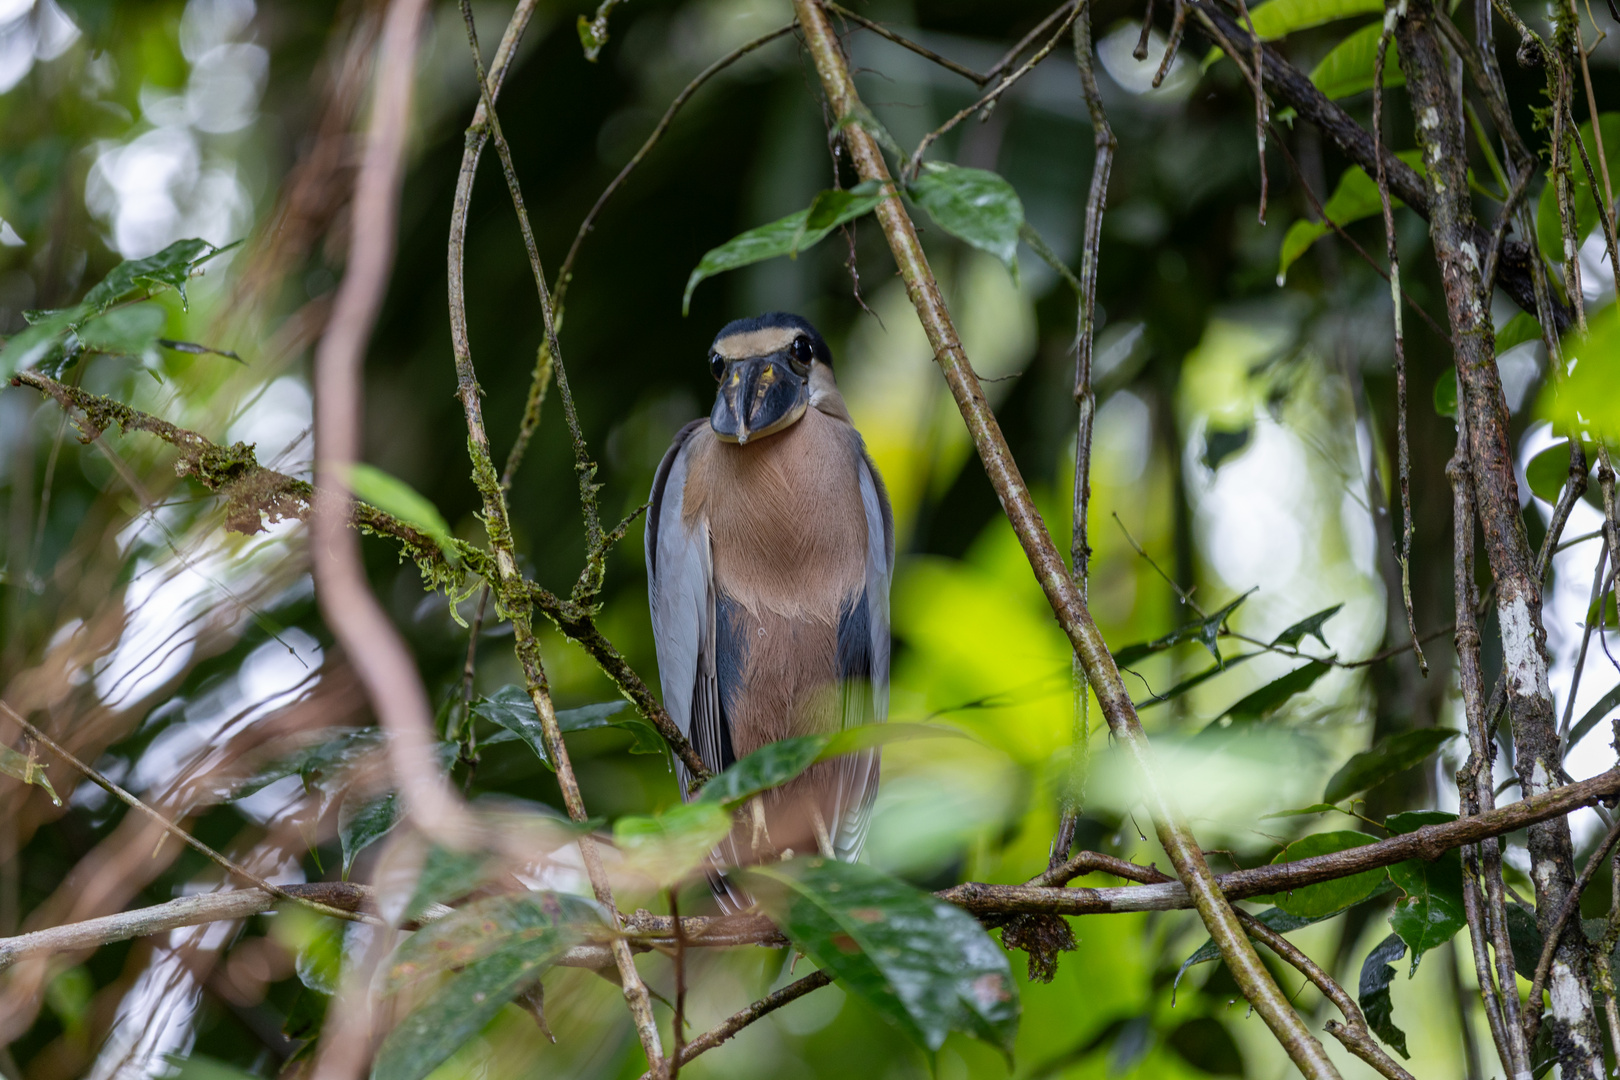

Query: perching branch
<box><xmin>790</xmin><ymin>5</ymin><xmax>1340</xmax><ymax>1075</ymax></box>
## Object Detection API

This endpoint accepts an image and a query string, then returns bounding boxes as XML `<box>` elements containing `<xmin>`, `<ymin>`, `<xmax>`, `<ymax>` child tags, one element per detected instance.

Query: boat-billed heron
<box><xmin>646</xmin><ymin>312</ymin><xmax>893</xmax><ymax>906</ymax></box>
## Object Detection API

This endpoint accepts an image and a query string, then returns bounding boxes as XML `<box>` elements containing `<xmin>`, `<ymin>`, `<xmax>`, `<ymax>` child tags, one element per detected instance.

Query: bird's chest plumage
<box><xmin>682</xmin><ymin>408</ymin><xmax>868</xmax><ymax>748</ymax></box>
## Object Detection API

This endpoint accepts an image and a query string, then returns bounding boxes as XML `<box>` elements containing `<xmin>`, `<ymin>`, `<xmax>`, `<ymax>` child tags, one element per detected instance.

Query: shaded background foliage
<box><xmin>0</xmin><ymin>0</ymin><xmax>1616</xmax><ymax>1077</ymax></box>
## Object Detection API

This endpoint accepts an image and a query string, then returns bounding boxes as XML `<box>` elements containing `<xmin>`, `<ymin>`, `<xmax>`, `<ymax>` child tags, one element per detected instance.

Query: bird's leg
<box><xmin>810</xmin><ymin>808</ymin><xmax>835</xmax><ymax>859</ymax></box>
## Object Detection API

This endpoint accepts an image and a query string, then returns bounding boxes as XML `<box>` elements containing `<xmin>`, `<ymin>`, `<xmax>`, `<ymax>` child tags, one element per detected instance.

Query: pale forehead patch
<box><xmin>713</xmin><ymin>326</ymin><xmax>799</xmax><ymax>359</ymax></box>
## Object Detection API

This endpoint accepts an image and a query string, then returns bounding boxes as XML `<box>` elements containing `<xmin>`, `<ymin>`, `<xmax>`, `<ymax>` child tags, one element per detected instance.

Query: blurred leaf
<box><xmin>1201</xmin><ymin>426</ymin><xmax>1251</xmax><ymax>470</ymax></box>
<box><xmin>0</xmin><ymin>307</ymin><xmax>77</xmax><ymax>379</ymax></box>
<box><xmin>387</xmin><ymin>892</ymin><xmax>604</xmax><ymax>993</ymax></box>
<box><xmin>282</xmin><ymin>985</ymin><xmax>327</xmax><ymax>1042</ymax></box>
<box><xmin>1309</xmin><ymin>22</ymin><xmax>1405</xmax><ymax>100</ymax></box>
<box><xmin>339</xmin><ymin>790</ymin><xmax>399</xmax><ymax>877</ymax></box>
<box><xmin>1359</xmin><ymin>933</ymin><xmax>1410</xmax><ymax>1058</ymax></box>
<box><xmin>1259</xmin><ymin>802</ymin><xmax>1344</xmax><ymax>819</ymax></box>
<box><xmin>1271</xmin><ymin>604</ymin><xmax>1342</xmax><ymax>649</ymax></box>
<box><xmin>1534</xmin><ymin>114</ymin><xmax>1620</xmax><ymax>267</ymax></box>
<box><xmin>474</xmin><ymin>687</ymin><xmax>660</xmax><ymax>766</ymax></box>
<box><xmin>1566</xmin><ymin>682</ymin><xmax>1620</xmax><ymax>753</ymax></box>
<box><xmin>158</xmin><ymin>337</ymin><xmax>242</xmax><ymax>361</ymax></box>
<box><xmin>232</xmin><ymin>728</ymin><xmax>386</xmax><ymax>799</ymax></box>
<box><xmin>1496</xmin><ymin>311</ymin><xmax>1544</xmax><ymax>353</ymax></box>
<box><xmin>907</xmin><ymin>162</ymin><xmax>1024</xmax><ymax>278</ymax></box>
<box><xmin>1434</xmin><ymin>368</ymin><xmax>1458</xmax><ymax>417</ymax></box>
<box><xmin>1323</xmin><ymin>729</ymin><xmax>1459</xmax><ymax>803</ymax></box>
<box><xmin>372</xmin><ymin>919</ymin><xmax>582</xmax><ymax>1080</ymax></box>
<box><xmin>612</xmin><ymin>801</ymin><xmax>735</xmax><ymax>887</ymax></box>
<box><xmin>1277</xmin><ymin>154</ymin><xmax>1420</xmax><ymax>281</ymax></box>
<box><xmin>344</xmin><ymin>464</ymin><xmax>458</xmax><ymax>565</ymax></box>
<box><xmin>1114</xmin><ymin>591</ymin><xmax>1253</xmax><ymax>668</ymax></box>
<box><xmin>1268</xmin><ymin>830</ymin><xmax>1386</xmax><ymax>918</ymax></box>
<box><xmin>294</xmin><ymin>916</ymin><xmax>347</xmax><ymax>995</ymax></box>
<box><xmin>1166</xmin><ymin>1017</ymin><xmax>1245</xmax><ymax>1077</ymax></box>
<box><xmin>1526</xmin><ymin>441</ymin><xmax>1578</xmax><ymax>503</ymax></box>
<box><xmin>1136</xmin><ymin>652</ymin><xmax>1259</xmax><ymax>709</ymax></box>
<box><xmin>1174</xmin><ymin>906</ymin><xmax>1328</xmax><ymax>998</ymax></box>
<box><xmin>575</xmin><ymin>0</ymin><xmax>625</xmax><ymax>61</ymax></box>
<box><xmin>0</xmin><ymin>746</ymin><xmax>59</xmax><ymax>806</ymax></box>
<box><xmin>168</xmin><ymin>1055</ymin><xmax>261</xmax><ymax>1080</ymax></box>
<box><xmin>748</xmin><ymin>856</ymin><xmax>1019</xmax><ymax>1055</ymax></box>
<box><xmin>1539</xmin><ymin>302</ymin><xmax>1620</xmax><ymax>441</ymax></box>
<box><xmin>404</xmin><ymin>846</ymin><xmax>498</xmax><ymax>923</ymax></box>
<box><xmin>1215</xmin><ymin>659</ymin><xmax>1332</xmax><ymax>727</ymax></box>
<box><xmin>683</xmin><ymin>182</ymin><xmax>887</xmax><ymax>314</ymax></box>
<box><xmin>76</xmin><ymin>302</ymin><xmax>165</xmax><ymax>356</ymax></box>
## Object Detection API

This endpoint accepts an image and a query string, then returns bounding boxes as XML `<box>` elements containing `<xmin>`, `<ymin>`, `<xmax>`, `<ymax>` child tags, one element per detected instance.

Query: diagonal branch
<box><xmin>790</xmin><ymin>4</ymin><xmax>1340</xmax><ymax>1076</ymax></box>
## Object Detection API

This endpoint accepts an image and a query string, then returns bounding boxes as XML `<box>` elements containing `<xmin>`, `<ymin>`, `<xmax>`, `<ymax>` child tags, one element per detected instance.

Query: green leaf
<box><xmin>1242</xmin><ymin>0</ymin><xmax>1385</xmax><ymax>38</ymax></box>
<box><xmin>1174</xmin><ymin>906</ymin><xmax>1327</xmax><ymax>998</ymax></box>
<box><xmin>1388</xmin><ymin>858</ymin><xmax>1466</xmax><ymax>973</ymax></box>
<box><xmin>282</xmin><ymin>985</ymin><xmax>327</xmax><ymax>1042</ymax></box>
<box><xmin>1434</xmin><ymin>368</ymin><xmax>1458</xmax><ymax>417</ymax></box>
<box><xmin>81</xmin><ymin>237</ymin><xmax>224</xmax><ymax>312</ymax></box>
<box><xmin>295</xmin><ymin>917</ymin><xmax>346</xmax><ymax>995</ymax></box>
<box><xmin>682</xmin><ymin>181</ymin><xmax>887</xmax><ymax>314</ymax></box>
<box><xmin>1277</xmin><ymin>154</ymin><xmax>1420</xmax><ymax>281</ymax></box>
<box><xmin>386</xmin><ymin>892</ymin><xmax>603</xmax><ymax>994</ymax></box>
<box><xmin>1358</xmin><ymin>933</ymin><xmax>1410</xmax><ymax>1059</ymax></box>
<box><xmin>232</xmin><ymin>728</ymin><xmax>386</xmax><ymax>799</ymax></box>
<box><xmin>1495</xmin><ymin>311</ymin><xmax>1544</xmax><ymax>353</ymax></box>
<box><xmin>472</xmin><ymin>687</ymin><xmax>660</xmax><ymax>767</ymax></box>
<box><xmin>1505</xmin><ymin>902</ymin><xmax>1543</xmax><ymax>979</ymax></box>
<box><xmin>0</xmin><ymin>307</ymin><xmax>78</xmax><ymax>379</ymax></box>
<box><xmin>1166</xmin><ymin>1017</ymin><xmax>1245</xmax><ymax>1077</ymax></box>
<box><xmin>1268</xmin><ymin>830</ymin><xmax>1387</xmax><ymax>918</ymax></box>
<box><xmin>343</xmin><ymin>464</ymin><xmax>458</xmax><ymax>565</ymax></box>
<box><xmin>1213</xmin><ymin>659</ymin><xmax>1332</xmax><ymax>728</ymax></box>
<box><xmin>158</xmin><ymin>337</ymin><xmax>243</xmax><ymax>362</ymax></box>
<box><xmin>1259</xmin><ymin>802</ymin><xmax>1345</xmax><ymax>820</ymax></box>
<box><xmin>1539</xmin><ymin>301</ymin><xmax>1620</xmax><ymax>441</ymax></box>
<box><xmin>403</xmin><ymin>846</ymin><xmax>499</xmax><ymax>923</ymax></box>
<box><xmin>1534</xmin><ymin>113</ymin><xmax>1620</xmax><ymax>268</ymax></box>
<box><xmin>1383</xmin><ymin>810</ymin><xmax>1456</xmax><ymax>833</ymax></box>
<box><xmin>696</xmin><ymin>735</ymin><xmax>826</xmax><ymax>806</ymax></box>
<box><xmin>1271</xmin><ymin>604</ymin><xmax>1343</xmax><ymax>649</ymax></box>
<box><xmin>1526</xmin><ymin>441</ymin><xmax>1578</xmax><ymax>504</ymax></box>
<box><xmin>747</xmin><ymin>857</ymin><xmax>1019</xmax><ymax>1055</ymax></box>
<box><xmin>1135</xmin><ymin>652</ymin><xmax>1259</xmax><ymax>710</ymax></box>
<box><xmin>0</xmin><ymin>746</ymin><xmax>60</xmax><ymax>806</ymax></box>
<box><xmin>1309</xmin><ymin>22</ymin><xmax>1405</xmax><ymax>100</ymax></box>
<box><xmin>339</xmin><ymin>790</ymin><xmax>399</xmax><ymax>877</ymax></box>
<box><xmin>1113</xmin><ymin>591</ymin><xmax>1253</xmax><ymax>668</ymax></box>
<box><xmin>75</xmin><ymin>302</ymin><xmax>165</xmax><ymax>357</ymax></box>
<box><xmin>1323</xmin><ymin>729</ymin><xmax>1459</xmax><ymax>803</ymax></box>
<box><xmin>371</xmin><ymin>906</ymin><xmax>587</xmax><ymax>1080</ymax></box>
<box><xmin>612</xmin><ymin>801</ymin><xmax>735</xmax><ymax>887</ymax></box>
<box><xmin>907</xmin><ymin>162</ymin><xmax>1024</xmax><ymax>277</ymax></box>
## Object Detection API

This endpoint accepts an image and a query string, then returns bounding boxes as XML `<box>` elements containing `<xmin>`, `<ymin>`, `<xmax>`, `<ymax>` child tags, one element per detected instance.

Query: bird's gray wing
<box><xmin>830</xmin><ymin>443</ymin><xmax>894</xmax><ymax>862</ymax></box>
<box><xmin>646</xmin><ymin>421</ymin><xmax>728</xmax><ymax>796</ymax></box>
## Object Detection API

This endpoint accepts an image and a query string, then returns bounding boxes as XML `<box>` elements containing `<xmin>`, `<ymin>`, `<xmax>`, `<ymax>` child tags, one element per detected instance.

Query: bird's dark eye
<box><xmin>709</xmin><ymin>353</ymin><xmax>725</xmax><ymax>381</ymax></box>
<box><xmin>788</xmin><ymin>336</ymin><xmax>814</xmax><ymax>374</ymax></box>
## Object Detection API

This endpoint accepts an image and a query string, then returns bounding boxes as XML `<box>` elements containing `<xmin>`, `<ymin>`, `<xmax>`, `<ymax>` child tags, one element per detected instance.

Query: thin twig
<box><xmin>636</xmin><ymin>971</ymin><xmax>834</xmax><ymax>1079</ymax></box>
<box><xmin>986</xmin><ymin>2</ymin><xmax>1080</xmax><ymax>84</ymax></box>
<box><xmin>1154</xmin><ymin>0</ymin><xmax>1189</xmax><ymax>87</ymax></box>
<box><xmin>824</xmin><ymin>4</ymin><xmax>984</xmax><ymax>84</ymax></box>
<box><xmin>0</xmin><ymin>701</ymin><xmax>375</xmax><ymax>926</ymax></box>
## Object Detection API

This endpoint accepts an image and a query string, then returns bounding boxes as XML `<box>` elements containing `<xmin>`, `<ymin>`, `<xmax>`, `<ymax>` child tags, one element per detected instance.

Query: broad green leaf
<box><xmin>1271</xmin><ymin>604</ymin><xmax>1342</xmax><ymax>649</ymax></box>
<box><xmin>1277</xmin><ymin>154</ymin><xmax>1420</xmax><ymax>282</ymax></box>
<box><xmin>232</xmin><ymin>728</ymin><xmax>387</xmax><ymax>799</ymax></box>
<box><xmin>1434</xmin><ymin>368</ymin><xmax>1458</xmax><ymax>417</ymax></box>
<box><xmin>907</xmin><ymin>162</ymin><xmax>1024</xmax><ymax>277</ymax></box>
<box><xmin>1173</xmin><ymin>906</ymin><xmax>1327</xmax><ymax>998</ymax></box>
<box><xmin>1243</xmin><ymin>0</ymin><xmax>1384</xmax><ymax>38</ymax></box>
<box><xmin>1526</xmin><ymin>440</ymin><xmax>1578</xmax><ymax>503</ymax></box>
<box><xmin>1539</xmin><ymin>302</ymin><xmax>1620</xmax><ymax>441</ymax></box>
<box><xmin>1534</xmin><ymin>114</ymin><xmax>1620</xmax><ymax>268</ymax></box>
<box><xmin>81</xmin><ymin>237</ymin><xmax>223</xmax><ymax>312</ymax></box>
<box><xmin>343</xmin><ymin>464</ymin><xmax>458</xmax><ymax>565</ymax></box>
<box><xmin>0</xmin><ymin>746</ymin><xmax>60</xmax><ymax>806</ymax></box>
<box><xmin>371</xmin><ymin>914</ymin><xmax>584</xmax><ymax>1080</ymax></box>
<box><xmin>294</xmin><ymin>916</ymin><xmax>347</xmax><ymax>995</ymax></box>
<box><xmin>1309</xmin><ymin>22</ymin><xmax>1405</xmax><ymax>100</ymax></box>
<box><xmin>1323</xmin><ymin>728</ymin><xmax>1459</xmax><ymax>803</ymax></box>
<box><xmin>1566</xmin><ymin>682</ymin><xmax>1620</xmax><ymax>753</ymax></box>
<box><xmin>76</xmin><ymin>302</ymin><xmax>165</xmax><ymax>356</ymax></box>
<box><xmin>1388</xmin><ymin>851</ymin><xmax>1466</xmax><ymax>972</ymax></box>
<box><xmin>696</xmin><ymin>724</ymin><xmax>962</xmax><ymax>807</ymax></box>
<box><xmin>747</xmin><ymin>857</ymin><xmax>1019</xmax><ymax>1055</ymax></box>
<box><xmin>1504</xmin><ymin>902</ymin><xmax>1542</xmax><ymax>978</ymax></box>
<box><xmin>1359</xmin><ymin>933</ymin><xmax>1410</xmax><ymax>1058</ymax></box>
<box><xmin>695</xmin><ymin>735</ymin><xmax>826</xmax><ymax>806</ymax></box>
<box><xmin>1214</xmin><ymin>659</ymin><xmax>1332</xmax><ymax>728</ymax></box>
<box><xmin>1268</xmin><ymin>830</ymin><xmax>1386</xmax><ymax>918</ymax></box>
<box><xmin>1114</xmin><ymin>592</ymin><xmax>1252</xmax><ymax>668</ymax></box>
<box><xmin>1495</xmin><ymin>311</ymin><xmax>1544</xmax><ymax>353</ymax></box>
<box><xmin>339</xmin><ymin>790</ymin><xmax>399</xmax><ymax>877</ymax></box>
<box><xmin>612</xmin><ymin>801</ymin><xmax>734</xmax><ymax>887</ymax></box>
<box><xmin>1384</xmin><ymin>810</ymin><xmax>1456</xmax><ymax>833</ymax></box>
<box><xmin>387</xmin><ymin>892</ymin><xmax>604</xmax><ymax>993</ymax></box>
<box><xmin>682</xmin><ymin>182</ymin><xmax>887</xmax><ymax>314</ymax></box>
<box><xmin>473</xmin><ymin>687</ymin><xmax>660</xmax><ymax>767</ymax></box>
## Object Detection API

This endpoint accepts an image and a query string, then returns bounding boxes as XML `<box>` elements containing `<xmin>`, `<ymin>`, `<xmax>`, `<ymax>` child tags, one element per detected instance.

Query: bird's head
<box><xmin>706</xmin><ymin>312</ymin><xmax>832</xmax><ymax>445</ymax></box>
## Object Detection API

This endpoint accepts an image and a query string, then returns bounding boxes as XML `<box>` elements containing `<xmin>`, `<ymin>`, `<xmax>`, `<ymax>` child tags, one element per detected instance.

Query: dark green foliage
<box><xmin>1358</xmin><ymin>933</ymin><xmax>1410</xmax><ymax>1059</ymax></box>
<box><xmin>1323</xmin><ymin>729</ymin><xmax>1459</xmax><ymax>803</ymax></box>
<box><xmin>1267</xmin><ymin>831</ymin><xmax>1387</xmax><ymax>918</ymax></box>
<box><xmin>472</xmin><ymin>687</ymin><xmax>662</xmax><ymax>765</ymax></box>
<box><xmin>906</xmin><ymin>162</ymin><xmax>1025</xmax><ymax>276</ymax></box>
